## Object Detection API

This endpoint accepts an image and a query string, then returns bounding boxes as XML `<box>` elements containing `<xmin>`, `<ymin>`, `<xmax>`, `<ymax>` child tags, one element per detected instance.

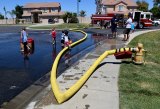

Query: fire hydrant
<box><xmin>133</xmin><ymin>43</ymin><xmax>146</xmax><ymax>64</ymax></box>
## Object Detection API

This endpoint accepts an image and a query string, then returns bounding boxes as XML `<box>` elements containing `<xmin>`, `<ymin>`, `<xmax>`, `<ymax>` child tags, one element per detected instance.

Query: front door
<box><xmin>33</xmin><ymin>13</ymin><xmax>39</xmax><ymax>23</ymax></box>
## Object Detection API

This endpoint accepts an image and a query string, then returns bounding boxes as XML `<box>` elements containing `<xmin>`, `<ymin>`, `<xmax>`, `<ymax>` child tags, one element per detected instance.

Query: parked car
<box><xmin>152</xmin><ymin>19</ymin><xmax>160</xmax><ymax>26</ymax></box>
<box><xmin>48</xmin><ymin>19</ymin><xmax>55</xmax><ymax>24</ymax></box>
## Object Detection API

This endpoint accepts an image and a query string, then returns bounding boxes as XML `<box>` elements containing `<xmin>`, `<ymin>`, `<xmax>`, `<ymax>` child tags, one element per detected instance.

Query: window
<box><xmin>141</xmin><ymin>14</ymin><xmax>144</xmax><ymax>18</ymax></box>
<box><xmin>43</xmin><ymin>8</ymin><xmax>47</xmax><ymax>13</ymax></box>
<box><xmin>118</xmin><ymin>5</ymin><xmax>123</xmax><ymax>11</ymax></box>
<box><xmin>52</xmin><ymin>8</ymin><xmax>55</xmax><ymax>12</ymax></box>
<box><xmin>146</xmin><ymin>14</ymin><xmax>150</xmax><ymax>19</ymax></box>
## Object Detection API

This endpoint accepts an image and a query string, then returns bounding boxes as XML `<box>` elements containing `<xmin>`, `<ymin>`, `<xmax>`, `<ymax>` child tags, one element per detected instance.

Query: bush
<box><xmin>69</xmin><ymin>17</ymin><xmax>78</xmax><ymax>23</ymax></box>
<box><xmin>16</xmin><ymin>19</ymin><xmax>20</xmax><ymax>24</ymax></box>
<box><xmin>0</xmin><ymin>14</ymin><xmax>4</xmax><ymax>19</ymax></box>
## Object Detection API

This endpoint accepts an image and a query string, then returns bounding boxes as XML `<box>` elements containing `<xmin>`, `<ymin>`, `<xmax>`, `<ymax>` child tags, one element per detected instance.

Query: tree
<box><xmin>0</xmin><ymin>13</ymin><xmax>4</xmax><ymax>19</ymax></box>
<box><xmin>62</xmin><ymin>13</ymin><xmax>68</xmax><ymax>23</ymax></box>
<box><xmin>62</xmin><ymin>12</ymin><xmax>78</xmax><ymax>23</ymax></box>
<box><xmin>79</xmin><ymin>10</ymin><xmax>86</xmax><ymax>17</ymax></box>
<box><xmin>153</xmin><ymin>0</ymin><xmax>160</xmax><ymax>6</ymax></box>
<box><xmin>67</xmin><ymin>12</ymin><xmax>72</xmax><ymax>23</ymax></box>
<box><xmin>14</xmin><ymin>5</ymin><xmax>23</xmax><ymax>19</ymax></box>
<box><xmin>79</xmin><ymin>10</ymin><xmax>86</xmax><ymax>23</ymax></box>
<box><xmin>14</xmin><ymin>5</ymin><xmax>23</xmax><ymax>24</ymax></box>
<box><xmin>69</xmin><ymin>13</ymin><xmax>78</xmax><ymax>23</ymax></box>
<box><xmin>62</xmin><ymin>12</ymin><xmax>72</xmax><ymax>23</ymax></box>
<box><xmin>150</xmin><ymin>6</ymin><xmax>160</xmax><ymax>19</ymax></box>
<box><xmin>136</xmin><ymin>0</ymin><xmax>149</xmax><ymax>12</ymax></box>
<box><xmin>72</xmin><ymin>13</ymin><xmax>77</xmax><ymax>17</ymax></box>
<box><xmin>3</xmin><ymin>6</ymin><xmax>8</xmax><ymax>24</ymax></box>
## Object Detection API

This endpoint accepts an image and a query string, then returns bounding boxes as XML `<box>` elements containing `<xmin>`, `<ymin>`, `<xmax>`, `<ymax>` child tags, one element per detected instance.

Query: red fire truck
<box><xmin>132</xmin><ymin>11</ymin><xmax>152</xmax><ymax>28</ymax></box>
<box><xmin>91</xmin><ymin>11</ymin><xmax>153</xmax><ymax>28</ymax></box>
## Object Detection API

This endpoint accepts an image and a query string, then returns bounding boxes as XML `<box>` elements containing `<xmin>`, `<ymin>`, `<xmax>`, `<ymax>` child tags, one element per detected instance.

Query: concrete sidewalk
<box><xmin>25</xmin><ymin>29</ymin><xmax>160</xmax><ymax>109</ymax></box>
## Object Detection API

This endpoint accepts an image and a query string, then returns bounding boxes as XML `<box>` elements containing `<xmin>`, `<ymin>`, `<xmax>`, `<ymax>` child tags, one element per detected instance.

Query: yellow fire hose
<box><xmin>50</xmin><ymin>29</ymin><xmax>143</xmax><ymax>103</ymax></box>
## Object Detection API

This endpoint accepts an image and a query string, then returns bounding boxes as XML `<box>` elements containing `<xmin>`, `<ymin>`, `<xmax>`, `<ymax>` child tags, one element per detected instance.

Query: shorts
<box><xmin>123</xmin><ymin>28</ymin><xmax>131</xmax><ymax>35</ymax></box>
<box><xmin>111</xmin><ymin>27</ymin><xmax>117</xmax><ymax>32</ymax></box>
<box><xmin>65</xmin><ymin>42</ymin><xmax>70</xmax><ymax>46</ymax></box>
<box><xmin>52</xmin><ymin>37</ymin><xmax>56</xmax><ymax>40</ymax></box>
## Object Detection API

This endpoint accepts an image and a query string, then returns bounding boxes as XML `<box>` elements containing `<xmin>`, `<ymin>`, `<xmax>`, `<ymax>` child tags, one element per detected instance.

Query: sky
<box><xmin>0</xmin><ymin>0</ymin><xmax>154</xmax><ymax>18</ymax></box>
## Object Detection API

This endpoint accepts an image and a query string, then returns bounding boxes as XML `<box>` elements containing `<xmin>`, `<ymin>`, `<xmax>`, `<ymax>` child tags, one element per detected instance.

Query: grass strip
<box><xmin>29</xmin><ymin>23</ymin><xmax>91</xmax><ymax>30</ymax></box>
<box><xmin>119</xmin><ymin>31</ymin><xmax>160</xmax><ymax>109</ymax></box>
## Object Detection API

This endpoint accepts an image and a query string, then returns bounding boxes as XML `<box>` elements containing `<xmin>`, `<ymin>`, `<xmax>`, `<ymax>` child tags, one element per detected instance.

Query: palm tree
<box><xmin>8</xmin><ymin>10</ymin><xmax>16</xmax><ymax>24</ymax></box>
<box><xmin>3</xmin><ymin>6</ymin><xmax>8</xmax><ymax>24</ymax></box>
<box><xmin>79</xmin><ymin>10</ymin><xmax>86</xmax><ymax>23</ymax></box>
<box><xmin>79</xmin><ymin>10</ymin><xmax>86</xmax><ymax>17</ymax></box>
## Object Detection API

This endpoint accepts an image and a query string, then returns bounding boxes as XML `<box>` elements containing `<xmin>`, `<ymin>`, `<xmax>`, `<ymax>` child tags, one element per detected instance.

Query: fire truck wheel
<box><xmin>139</xmin><ymin>23</ymin><xmax>144</xmax><ymax>29</ymax></box>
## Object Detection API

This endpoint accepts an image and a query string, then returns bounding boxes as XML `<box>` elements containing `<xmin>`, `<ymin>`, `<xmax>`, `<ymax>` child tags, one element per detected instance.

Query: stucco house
<box><xmin>22</xmin><ymin>2</ymin><xmax>64</xmax><ymax>23</ymax></box>
<box><xmin>95</xmin><ymin>0</ymin><xmax>138</xmax><ymax>15</ymax></box>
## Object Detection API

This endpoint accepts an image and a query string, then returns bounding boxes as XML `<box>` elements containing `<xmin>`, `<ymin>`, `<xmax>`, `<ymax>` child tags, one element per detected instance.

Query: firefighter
<box><xmin>111</xmin><ymin>15</ymin><xmax>118</xmax><ymax>38</ymax></box>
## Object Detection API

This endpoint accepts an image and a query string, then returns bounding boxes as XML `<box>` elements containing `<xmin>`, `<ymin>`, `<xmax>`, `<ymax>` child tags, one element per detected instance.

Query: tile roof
<box><xmin>102</xmin><ymin>0</ymin><xmax>137</xmax><ymax>7</ymax></box>
<box><xmin>23</xmin><ymin>2</ymin><xmax>60</xmax><ymax>8</ymax></box>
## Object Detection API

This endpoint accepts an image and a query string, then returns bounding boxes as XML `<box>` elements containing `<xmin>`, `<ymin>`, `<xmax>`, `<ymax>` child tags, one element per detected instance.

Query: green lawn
<box><xmin>119</xmin><ymin>31</ymin><xmax>160</xmax><ymax>109</ymax></box>
<box><xmin>29</xmin><ymin>23</ymin><xmax>91</xmax><ymax>30</ymax></box>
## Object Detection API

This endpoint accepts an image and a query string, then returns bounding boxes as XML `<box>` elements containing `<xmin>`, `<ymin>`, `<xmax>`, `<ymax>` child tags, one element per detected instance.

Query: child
<box><xmin>21</xmin><ymin>28</ymin><xmax>28</xmax><ymax>52</ymax></box>
<box><xmin>64</xmin><ymin>30</ymin><xmax>71</xmax><ymax>49</ymax></box>
<box><xmin>61</xmin><ymin>30</ymin><xmax>65</xmax><ymax>48</ymax></box>
<box><xmin>51</xmin><ymin>27</ymin><xmax>56</xmax><ymax>44</ymax></box>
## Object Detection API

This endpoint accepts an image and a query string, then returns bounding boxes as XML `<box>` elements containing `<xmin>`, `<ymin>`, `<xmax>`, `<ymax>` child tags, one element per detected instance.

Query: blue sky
<box><xmin>0</xmin><ymin>0</ymin><xmax>154</xmax><ymax>18</ymax></box>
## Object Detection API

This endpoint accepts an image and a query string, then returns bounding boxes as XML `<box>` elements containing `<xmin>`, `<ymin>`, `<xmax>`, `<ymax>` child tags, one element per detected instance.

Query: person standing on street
<box><xmin>64</xmin><ymin>30</ymin><xmax>71</xmax><ymax>50</ymax></box>
<box><xmin>51</xmin><ymin>27</ymin><xmax>56</xmax><ymax>45</ymax></box>
<box><xmin>21</xmin><ymin>28</ymin><xmax>28</xmax><ymax>52</ymax></box>
<box><xmin>123</xmin><ymin>14</ymin><xmax>132</xmax><ymax>41</ymax></box>
<box><xmin>61</xmin><ymin>30</ymin><xmax>65</xmax><ymax>48</ymax></box>
<box><xmin>111</xmin><ymin>15</ymin><xmax>118</xmax><ymax>38</ymax></box>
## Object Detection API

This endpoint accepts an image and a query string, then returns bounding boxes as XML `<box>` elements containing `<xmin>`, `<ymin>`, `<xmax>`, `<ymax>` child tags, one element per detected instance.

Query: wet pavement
<box><xmin>0</xmin><ymin>26</ymin><xmax>26</xmax><ymax>33</ymax></box>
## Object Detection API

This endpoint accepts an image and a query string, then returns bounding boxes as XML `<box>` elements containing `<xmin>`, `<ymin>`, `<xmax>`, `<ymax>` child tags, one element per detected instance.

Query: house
<box><xmin>22</xmin><ymin>2</ymin><xmax>64</xmax><ymax>23</ymax></box>
<box><xmin>91</xmin><ymin>0</ymin><xmax>138</xmax><ymax>26</ymax></box>
<box><xmin>95</xmin><ymin>0</ymin><xmax>138</xmax><ymax>15</ymax></box>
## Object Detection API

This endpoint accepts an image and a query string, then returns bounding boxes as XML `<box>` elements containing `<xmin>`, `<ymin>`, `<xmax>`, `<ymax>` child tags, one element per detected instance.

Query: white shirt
<box><xmin>64</xmin><ymin>35</ymin><xmax>69</xmax><ymax>42</ymax></box>
<box><xmin>126</xmin><ymin>18</ymin><xmax>132</xmax><ymax>28</ymax></box>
